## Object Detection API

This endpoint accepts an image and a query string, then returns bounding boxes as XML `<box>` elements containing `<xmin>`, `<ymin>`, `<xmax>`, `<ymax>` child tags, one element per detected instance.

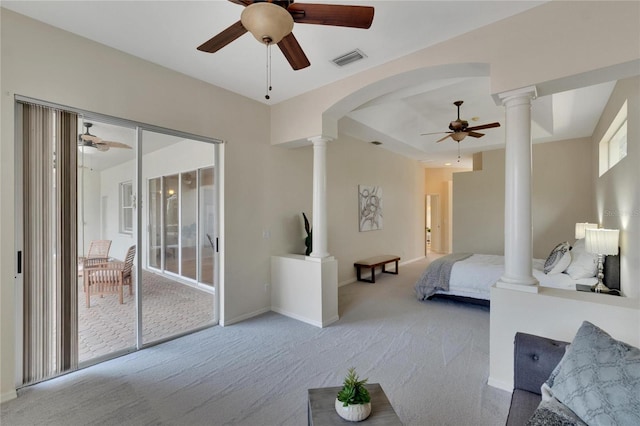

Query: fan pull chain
<box><xmin>265</xmin><ymin>42</ymin><xmax>273</xmax><ymax>100</ymax></box>
<box><xmin>457</xmin><ymin>142</ymin><xmax>461</xmax><ymax>162</ymax></box>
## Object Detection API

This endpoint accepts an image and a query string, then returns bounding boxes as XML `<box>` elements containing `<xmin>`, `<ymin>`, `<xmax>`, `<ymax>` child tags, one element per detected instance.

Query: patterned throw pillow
<box><xmin>544</xmin><ymin>242</ymin><xmax>571</xmax><ymax>274</ymax></box>
<box><xmin>548</xmin><ymin>321</ymin><xmax>640</xmax><ymax>425</ymax></box>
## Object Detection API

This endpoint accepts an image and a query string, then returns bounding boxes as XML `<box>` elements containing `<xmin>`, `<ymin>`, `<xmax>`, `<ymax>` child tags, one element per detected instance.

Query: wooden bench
<box><xmin>354</xmin><ymin>255</ymin><xmax>400</xmax><ymax>283</ymax></box>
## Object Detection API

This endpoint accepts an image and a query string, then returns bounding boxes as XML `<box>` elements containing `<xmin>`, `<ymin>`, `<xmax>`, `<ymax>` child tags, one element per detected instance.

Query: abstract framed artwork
<box><xmin>358</xmin><ymin>185</ymin><xmax>383</xmax><ymax>231</ymax></box>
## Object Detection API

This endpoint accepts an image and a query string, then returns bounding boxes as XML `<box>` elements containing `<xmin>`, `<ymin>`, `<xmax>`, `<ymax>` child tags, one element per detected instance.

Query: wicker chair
<box><xmin>84</xmin><ymin>245</ymin><xmax>136</xmax><ymax>308</ymax></box>
<box><xmin>78</xmin><ymin>240</ymin><xmax>112</xmax><ymax>280</ymax></box>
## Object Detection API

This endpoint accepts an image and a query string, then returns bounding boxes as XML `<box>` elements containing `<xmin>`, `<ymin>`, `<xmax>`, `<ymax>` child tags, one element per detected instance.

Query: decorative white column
<box><xmin>496</xmin><ymin>86</ymin><xmax>539</xmax><ymax>292</ymax></box>
<box><xmin>308</xmin><ymin>136</ymin><xmax>332</xmax><ymax>258</ymax></box>
<box><xmin>269</xmin><ymin>135</ymin><xmax>338</xmax><ymax>328</ymax></box>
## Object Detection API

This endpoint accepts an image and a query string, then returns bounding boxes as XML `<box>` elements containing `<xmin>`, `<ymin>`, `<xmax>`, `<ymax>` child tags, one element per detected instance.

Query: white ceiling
<box><xmin>4</xmin><ymin>1</ymin><xmax>617</xmax><ymax>168</ymax></box>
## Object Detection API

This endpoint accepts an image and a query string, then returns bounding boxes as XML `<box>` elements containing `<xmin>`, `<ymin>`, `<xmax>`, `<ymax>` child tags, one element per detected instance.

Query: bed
<box><xmin>415</xmin><ymin>245</ymin><xmax>620</xmax><ymax>306</ymax></box>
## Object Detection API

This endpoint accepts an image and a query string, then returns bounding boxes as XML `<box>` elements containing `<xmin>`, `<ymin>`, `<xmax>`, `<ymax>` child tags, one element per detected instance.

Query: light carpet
<box><xmin>1</xmin><ymin>256</ymin><xmax>511</xmax><ymax>425</ymax></box>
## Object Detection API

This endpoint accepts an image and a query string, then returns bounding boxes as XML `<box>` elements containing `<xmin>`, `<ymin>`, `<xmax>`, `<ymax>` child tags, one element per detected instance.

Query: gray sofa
<box><xmin>505</xmin><ymin>332</ymin><xmax>569</xmax><ymax>426</ymax></box>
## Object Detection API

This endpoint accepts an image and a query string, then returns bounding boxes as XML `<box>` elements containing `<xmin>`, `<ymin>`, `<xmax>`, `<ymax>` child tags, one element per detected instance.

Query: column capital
<box><xmin>497</xmin><ymin>86</ymin><xmax>538</xmax><ymax>105</ymax></box>
<box><xmin>307</xmin><ymin>135</ymin><xmax>334</xmax><ymax>145</ymax></box>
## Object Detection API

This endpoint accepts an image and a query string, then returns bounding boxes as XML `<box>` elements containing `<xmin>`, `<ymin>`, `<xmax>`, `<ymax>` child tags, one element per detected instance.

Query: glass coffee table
<box><xmin>307</xmin><ymin>383</ymin><xmax>402</xmax><ymax>425</ymax></box>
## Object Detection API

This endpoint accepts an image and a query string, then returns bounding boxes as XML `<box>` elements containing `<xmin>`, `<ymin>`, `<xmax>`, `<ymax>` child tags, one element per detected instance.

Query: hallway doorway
<box><xmin>426</xmin><ymin>194</ymin><xmax>441</xmax><ymax>254</ymax></box>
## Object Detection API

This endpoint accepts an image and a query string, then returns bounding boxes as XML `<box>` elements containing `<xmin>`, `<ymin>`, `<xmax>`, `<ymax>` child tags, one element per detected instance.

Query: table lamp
<box><xmin>585</xmin><ymin>228</ymin><xmax>619</xmax><ymax>293</ymax></box>
<box><xmin>575</xmin><ymin>222</ymin><xmax>598</xmax><ymax>239</ymax></box>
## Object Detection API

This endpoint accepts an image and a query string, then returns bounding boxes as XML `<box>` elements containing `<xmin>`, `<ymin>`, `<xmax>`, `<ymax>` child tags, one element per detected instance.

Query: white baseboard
<box><xmin>270</xmin><ymin>307</ymin><xmax>324</xmax><ymax>328</ymax></box>
<box><xmin>1</xmin><ymin>389</ymin><xmax>18</xmax><ymax>403</ymax></box>
<box><xmin>220</xmin><ymin>307</ymin><xmax>271</xmax><ymax>326</ymax></box>
<box><xmin>322</xmin><ymin>315</ymin><xmax>339</xmax><ymax>327</ymax></box>
<box><xmin>400</xmin><ymin>256</ymin><xmax>425</xmax><ymax>265</ymax></box>
<box><xmin>487</xmin><ymin>376</ymin><xmax>513</xmax><ymax>393</ymax></box>
<box><xmin>338</xmin><ymin>278</ymin><xmax>357</xmax><ymax>287</ymax></box>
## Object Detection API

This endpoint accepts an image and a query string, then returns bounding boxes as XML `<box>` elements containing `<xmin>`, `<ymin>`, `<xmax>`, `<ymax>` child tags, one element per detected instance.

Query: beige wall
<box><xmin>0</xmin><ymin>9</ymin><xmax>427</xmax><ymax>400</ymax></box>
<box><xmin>452</xmin><ymin>151</ymin><xmax>506</xmax><ymax>255</ymax></box>
<box><xmin>262</xmin><ymin>134</ymin><xmax>426</xmax><ymax>286</ymax></box>
<box><xmin>328</xmin><ymin>135</ymin><xmax>425</xmax><ymax>284</ymax></box>
<box><xmin>0</xmin><ymin>9</ymin><xmax>264</xmax><ymax>400</ymax></box>
<box><xmin>453</xmin><ymin>138</ymin><xmax>595</xmax><ymax>258</ymax></box>
<box><xmin>592</xmin><ymin>76</ymin><xmax>640</xmax><ymax>301</ymax></box>
<box><xmin>425</xmin><ymin>167</ymin><xmax>469</xmax><ymax>253</ymax></box>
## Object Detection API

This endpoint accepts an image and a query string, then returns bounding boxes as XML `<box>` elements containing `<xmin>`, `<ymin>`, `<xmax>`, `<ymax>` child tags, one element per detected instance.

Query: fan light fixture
<box><xmin>78</xmin><ymin>144</ymin><xmax>97</xmax><ymax>154</ymax></box>
<box><xmin>241</xmin><ymin>3</ymin><xmax>293</xmax><ymax>45</ymax></box>
<box><xmin>451</xmin><ymin>132</ymin><xmax>467</xmax><ymax>142</ymax></box>
<box><xmin>240</xmin><ymin>2</ymin><xmax>294</xmax><ymax>100</ymax></box>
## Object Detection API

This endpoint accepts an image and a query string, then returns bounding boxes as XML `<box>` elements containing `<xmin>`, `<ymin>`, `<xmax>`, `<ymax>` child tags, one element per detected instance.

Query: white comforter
<box><xmin>444</xmin><ymin>254</ymin><xmax>597</xmax><ymax>300</ymax></box>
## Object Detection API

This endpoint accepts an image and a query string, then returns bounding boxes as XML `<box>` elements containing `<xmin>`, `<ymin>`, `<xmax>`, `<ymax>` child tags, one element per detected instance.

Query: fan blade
<box><xmin>468</xmin><ymin>131</ymin><xmax>485</xmax><ymax>138</ymax></box>
<box><xmin>102</xmin><ymin>141</ymin><xmax>132</xmax><ymax>149</ymax></box>
<box><xmin>197</xmin><ymin>20</ymin><xmax>247</xmax><ymax>53</ymax></box>
<box><xmin>436</xmin><ymin>134</ymin><xmax>452</xmax><ymax>143</ymax></box>
<box><xmin>421</xmin><ymin>131</ymin><xmax>451</xmax><ymax>136</ymax></box>
<box><xmin>277</xmin><ymin>33</ymin><xmax>310</xmax><ymax>70</ymax></box>
<box><xmin>227</xmin><ymin>0</ymin><xmax>253</xmax><ymax>6</ymax></box>
<box><xmin>288</xmin><ymin>3</ymin><xmax>374</xmax><ymax>29</ymax></box>
<box><xmin>466</xmin><ymin>122</ymin><xmax>500</xmax><ymax>132</ymax></box>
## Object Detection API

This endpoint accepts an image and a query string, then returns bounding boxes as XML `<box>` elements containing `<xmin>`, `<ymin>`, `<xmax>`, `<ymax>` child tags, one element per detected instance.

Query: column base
<box><xmin>306</xmin><ymin>255</ymin><xmax>335</xmax><ymax>263</ymax></box>
<box><xmin>306</xmin><ymin>252</ymin><xmax>333</xmax><ymax>261</ymax></box>
<box><xmin>495</xmin><ymin>279</ymin><xmax>539</xmax><ymax>293</ymax></box>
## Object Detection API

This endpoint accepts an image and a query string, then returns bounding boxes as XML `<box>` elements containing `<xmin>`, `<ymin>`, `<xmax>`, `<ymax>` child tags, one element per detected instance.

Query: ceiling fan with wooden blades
<box><xmin>197</xmin><ymin>0</ymin><xmax>375</xmax><ymax>71</ymax></box>
<box><xmin>421</xmin><ymin>100</ymin><xmax>501</xmax><ymax>143</ymax></box>
<box><xmin>79</xmin><ymin>123</ymin><xmax>132</xmax><ymax>152</ymax></box>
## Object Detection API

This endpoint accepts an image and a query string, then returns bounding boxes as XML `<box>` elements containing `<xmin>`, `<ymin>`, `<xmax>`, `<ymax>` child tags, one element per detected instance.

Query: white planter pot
<box><xmin>334</xmin><ymin>398</ymin><xmax>372</xmax><ymax>422</ymax></box>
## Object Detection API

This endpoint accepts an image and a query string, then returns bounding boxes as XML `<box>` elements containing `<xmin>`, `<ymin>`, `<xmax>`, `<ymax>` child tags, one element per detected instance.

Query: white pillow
<box><xmin>550</xmin><ymin>250</ymin><xmax>571</xmax><ymax>274</ymax></box>
<box><xmin>544</xmin><ymin>242</ymin><xmax>571</xmax><ymax>274</ymax></box>
<box><xmin>565</xmin><ymin>239</ymin><xmax>598</xmax><ymax>279</ymax></box>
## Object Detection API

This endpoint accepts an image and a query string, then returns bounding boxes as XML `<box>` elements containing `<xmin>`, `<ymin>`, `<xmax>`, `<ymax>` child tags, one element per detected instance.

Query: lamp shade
<box><xmin>78</xmin><ymin>144</ymin><xmax>97</xmax><ymax>154</ymax></box>
<box><xmin>585</xmin><ymin>228</ymin><xmax>619</xmax><ymax>255</ymax></box>
<box><xmin>575</xmin><ymin>222</ymin><xmax>598</xmax><ymax>239</ymax></box>
<box><xmin>451</xmin><ymin>132</ymin><xmax>467</xmax><ymax>142</ymax></box>
<box><xmin>241</xmin><ymin>2</ymin><xmax>294</xmax><ymax>45</ymax></box>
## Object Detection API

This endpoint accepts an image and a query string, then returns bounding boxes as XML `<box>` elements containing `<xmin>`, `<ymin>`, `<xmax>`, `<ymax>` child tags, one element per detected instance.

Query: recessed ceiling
<box><xmin>4</xmin><ymin>1</ymin><xmax>616</xmax><ymax>168</ymax></box>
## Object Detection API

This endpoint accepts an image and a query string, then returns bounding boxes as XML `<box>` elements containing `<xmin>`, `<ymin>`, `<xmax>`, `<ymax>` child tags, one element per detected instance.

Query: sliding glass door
<box><xmin>77</xmin><ymin>118</ymin><xmax>137</xmax><ymax>364</ymax></box>
<box><xmin>17</xmin><ymin>97</ymin><xmax>221</xmax><ymax>387</ymax></box>
<box><xmin>141</xmin><ymin>129</ymin><xmax>217</xmax><ymax>345</ymax></box>
<box><xmin>146</xmin><ymin>168</ymin><xmax>215</xmax><ymax>287</ymax></box>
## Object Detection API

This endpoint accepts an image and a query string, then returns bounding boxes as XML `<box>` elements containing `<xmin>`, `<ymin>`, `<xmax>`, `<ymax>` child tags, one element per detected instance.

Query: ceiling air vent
<box><xmin>332</xmin><ymin>49</ymin><xmax>367</xmax><ymax>67</ymax></box>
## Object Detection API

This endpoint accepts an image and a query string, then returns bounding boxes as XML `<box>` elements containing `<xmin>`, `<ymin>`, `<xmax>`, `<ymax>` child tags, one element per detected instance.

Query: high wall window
<box><xmin>599</xmin><ymin>100</ymin><xmax>628</xmax><ymax>176</ymax></box>
<box><xmin>119</xmin><ymin>180</ymin><xmax>133</xmax><ymax>234</ymax></box>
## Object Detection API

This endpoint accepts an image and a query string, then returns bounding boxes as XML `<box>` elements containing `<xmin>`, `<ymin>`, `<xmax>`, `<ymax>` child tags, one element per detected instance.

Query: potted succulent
<box><xmin>335</xmin><ymin>367</ymin><xmax>372</xmax><ymax>422</ymax></box>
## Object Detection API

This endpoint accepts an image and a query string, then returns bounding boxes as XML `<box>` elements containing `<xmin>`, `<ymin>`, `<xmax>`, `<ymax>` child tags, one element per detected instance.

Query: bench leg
<box><xmin>382</xmin><ymin>261</ymin><xmax>399</xmax><ymax>275</ymax></box>
<box><xmin>356</xmin><ymin>265</ymin><xmax>375</xmax><ymax>283</ymax></box>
